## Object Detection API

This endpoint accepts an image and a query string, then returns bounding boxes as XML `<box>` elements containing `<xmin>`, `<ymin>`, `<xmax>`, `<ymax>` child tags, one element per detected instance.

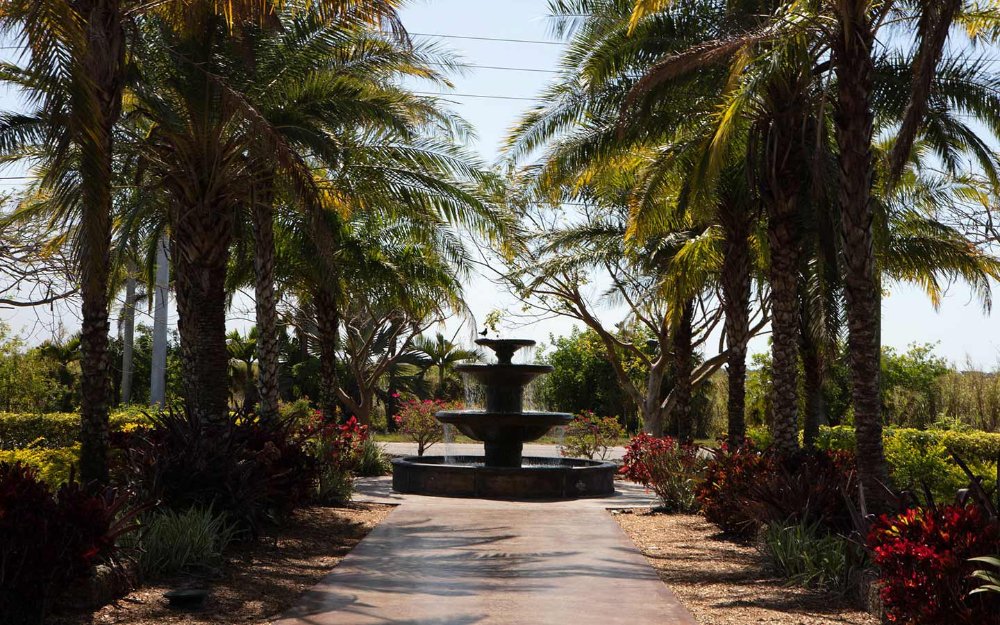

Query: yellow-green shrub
<box><xmin>0</xmin><ymin>445</ymin><xmax>79</xmax><ymax>486</ymax></box>
<box><xmin>815</xmin><ymin>425</ymin><xmax>998</xmax><ymax>501</ymax></box>
<box><xmin>0</xmin><ymin>410</ymin><xmax>152</xmax><ymax>449</ymax></box>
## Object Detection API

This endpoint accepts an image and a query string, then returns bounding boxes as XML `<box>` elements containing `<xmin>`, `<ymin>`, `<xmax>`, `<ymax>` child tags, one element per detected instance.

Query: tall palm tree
<box><xmin>1</xmin><ymin>0</ymin><xmax>126</xmax><ymax>484</ymax></box>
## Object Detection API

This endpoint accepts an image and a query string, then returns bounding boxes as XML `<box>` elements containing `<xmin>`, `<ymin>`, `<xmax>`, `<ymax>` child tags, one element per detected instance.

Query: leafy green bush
<box><xmin>763</xmin><ymin>521</ymin><xmax>857</xmax><ymax>589</ymax></box>
<box><xmin>355</xmin><ymin>437</ymin><xmax>391</xmax><ymax>477</ymax></box>
<box><xmin>815</xmin><ymin>425</ymin><xmax>999</xmax><ymax>501</ymax></box>
<box><xmin>561</xmin><ymin>410</ymin><xmax>626</xmax><ymax>460</ymax></box>
<box><xmin>132</xmin><ymin>507</ymin><xmax>236</xmax><ymax>577</ymax></box>
<box><xmin>0</xmin><ymin>445</ymin><xmax>79</xmax><ymax>486</ymax></box>
<box><xmin>0</xmin><ymin>410</ymin><xmax>152</xmax><ymax>450</ymax></box>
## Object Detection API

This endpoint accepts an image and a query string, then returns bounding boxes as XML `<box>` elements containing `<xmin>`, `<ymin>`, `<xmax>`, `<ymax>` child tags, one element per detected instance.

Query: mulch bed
<box><xmin>614</xmin><ymin>510</ymin><xmax>879</xmax><ymax>625</ymax></box>
<box><xmin>49</xmin><ymin>503</ymin><xmax>394</xmax><ymax>625</ymax></box>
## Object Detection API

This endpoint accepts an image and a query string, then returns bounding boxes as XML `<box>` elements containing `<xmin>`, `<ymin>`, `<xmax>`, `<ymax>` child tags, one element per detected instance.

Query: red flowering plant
<box><xmin>394</xmin><ymin>399</ymin><xmax>452</xmax><ymax>456</ymax></box>
<box><xmin>620</xmin><ymin>433</ymin><xmax>706</xmax><ymax>512</ymax></box>
<box><xmin>695</xmin><ymin>440</ymin><xmax>777</xmax><ymax>536</ymax></box>
<box><xmin>561</xmin><ymin>410</ymin><xmax>626</xmax><ymax>461</ymax></box>
<box><xmin>301</xmin><ymin>411</ymin><xmax>370</xmax><ymax>503</ymax></box>
<box><xmin>868</xmin><ymin>504</ymin><xmax>1000</xmax><ymax>624</ymax></box>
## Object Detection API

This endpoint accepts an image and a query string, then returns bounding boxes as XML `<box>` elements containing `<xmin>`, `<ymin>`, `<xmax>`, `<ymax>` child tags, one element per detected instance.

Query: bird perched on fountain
<box><xmin>479</xmin><ymin>328</ymin><xmax>488</xmax><ymax>337</ymax></box>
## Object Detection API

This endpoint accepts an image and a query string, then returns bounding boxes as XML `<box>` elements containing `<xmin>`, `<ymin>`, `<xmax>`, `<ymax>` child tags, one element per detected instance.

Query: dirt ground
<box><xmin>614</xmin><ymin>510</ymin><xmax>879</xmax><ymax>625</ymax></box>
<box><xmin>50</xmin><ymin>503</ymin><xmax>394</xmax><ymax>625</ymax></box>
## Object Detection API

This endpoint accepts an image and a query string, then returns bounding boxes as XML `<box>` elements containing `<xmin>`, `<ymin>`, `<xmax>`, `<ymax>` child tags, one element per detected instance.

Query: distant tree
<box><xmin>881</xmin><ymin>343</ymin><xmax>951</xmax><ymax>428</ymax></box>
<box><xmin>537</xmin><ymin>328</ymin><xmax>643</xmax><ymax>431</ymax></box>
<box><xmin>411</xmin><ymin>333</ymin><xmax>479</xmax><ymax>399</ymax></box>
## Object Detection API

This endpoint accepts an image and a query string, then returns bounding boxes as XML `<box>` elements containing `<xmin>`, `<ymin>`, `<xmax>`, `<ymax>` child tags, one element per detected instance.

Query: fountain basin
<box><xmin>391</xmin><ymin>455</ymin><xmax>617</xmax><ymax>499</ymax></box>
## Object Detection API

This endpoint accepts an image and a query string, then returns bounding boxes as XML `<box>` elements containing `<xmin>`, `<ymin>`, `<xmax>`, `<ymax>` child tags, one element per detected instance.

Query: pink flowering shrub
<box><xmin>394</xmin><ymin>399</ymin><xmax>452</xmax><ymax>456</ymax></box>
<box><xmin>302</xmin><ymin>412</ymin><xmax>369</xmax><ymax>502</ymax></box>
<box><xmin>560</xmin><ymin>410</ymin><xmax>625</xmax><ymax>460</ymax></box>
<box><xmin>620</xmin><ymin>433</ymin><xmax>706</xmax><ymax>512</ymax></box>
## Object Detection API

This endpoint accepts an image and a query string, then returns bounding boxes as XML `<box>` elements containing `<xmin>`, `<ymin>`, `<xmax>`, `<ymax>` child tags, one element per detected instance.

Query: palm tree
<box><xmin>1</xmin><ymin>0</ymin><xmax>127</xmax><ymax>484</ymax></box>
<box><xmin>412</xmin><ymin>332</ymin><xmax>479</xmax><ymax>398</ymax></box>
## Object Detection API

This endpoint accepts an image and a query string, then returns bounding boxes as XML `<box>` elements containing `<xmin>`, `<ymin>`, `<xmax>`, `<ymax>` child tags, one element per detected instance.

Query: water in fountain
<box><xmin>442</xmin><ymin>423</ymin><xmax>455</xmax><ymax>464</ymax></box>
<box><xmin>461</xmin><ymin>372</ymin><xmax>485</xmax><ymax>409</ymax></box>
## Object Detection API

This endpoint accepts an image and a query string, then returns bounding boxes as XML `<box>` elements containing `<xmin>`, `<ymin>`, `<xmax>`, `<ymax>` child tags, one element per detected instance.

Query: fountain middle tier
<box><xmin>455</xmin><ymin>363</ymin><xmax>553</xmax><ymax>413</ymax></box>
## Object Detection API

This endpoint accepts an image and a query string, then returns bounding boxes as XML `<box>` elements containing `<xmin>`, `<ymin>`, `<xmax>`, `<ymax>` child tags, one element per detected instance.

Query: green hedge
<box><xmin>0</xmin><ymin>445</ymin><xmax>79</xmax><ymax>486</ymax></box>
<box><xmin>0</xmin><ymin>408</ymin><xmax>153</xmax><ymax>450</ymax></box>
<box><xmin>816</xmin><ymin>425</ymin><xmax>999</xmax><ymax>500</ymax></box>
<box><xmin>815</xmin><ymin>425</ymin><xmax>1000</xmax><ymax>463</ymax></box>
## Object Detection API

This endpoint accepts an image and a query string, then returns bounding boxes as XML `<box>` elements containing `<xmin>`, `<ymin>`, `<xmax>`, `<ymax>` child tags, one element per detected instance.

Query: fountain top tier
<box><xmin>475</xmin><ymin>338</ymin><xmax>536</xmax><ymax>365</ymax></box>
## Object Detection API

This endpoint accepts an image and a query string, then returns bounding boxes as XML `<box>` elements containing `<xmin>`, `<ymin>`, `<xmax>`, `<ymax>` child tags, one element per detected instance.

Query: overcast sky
<box><xmin>2</xmin><ymin>0</ymin><xmax>999</xmax><ymax>367</ymax></box>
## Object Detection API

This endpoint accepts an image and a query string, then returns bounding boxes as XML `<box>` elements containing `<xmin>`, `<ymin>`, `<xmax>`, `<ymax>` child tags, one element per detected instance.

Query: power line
<box><xmin>414</xmin><ymin>91</ymin><xmax>538</xmax><ymax>101</ymax></box>
<box><xmin>408</xmin><ymin>32</ymin><xmax>564</xmax><ymax>46</ymax></box>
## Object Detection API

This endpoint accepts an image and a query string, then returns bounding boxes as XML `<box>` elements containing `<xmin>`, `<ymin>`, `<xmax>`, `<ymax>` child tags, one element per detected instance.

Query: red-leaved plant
<box><xmin>868</xmin><ymin>504</ymin><xmax>1000</xmax><ymax>624</ymax></box>
<box><xmin>620</xmin><ymin>433</ymin><xmax>706</xmax><ymax>512</ymax></box>
<box><xmin>695</xmin><ymin>440</ymin><xmax>776</xmax><ymax>536</ymax></box>
<box><xmin>0</xmin><ymin>462</ymin><xmax>139</xmax><ymax>625</ymax></box>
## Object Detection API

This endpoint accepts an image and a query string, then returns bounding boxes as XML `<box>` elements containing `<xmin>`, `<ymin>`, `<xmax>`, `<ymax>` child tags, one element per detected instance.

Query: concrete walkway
<box><xmin>273</xmin><ymin>477</ymin><xmax>695</xmax><ymax>625</ymax></box>
<box><xmin>380</xmin><ymin>442</ymin><xmax>628</xmax><ymax>461</ymax></box>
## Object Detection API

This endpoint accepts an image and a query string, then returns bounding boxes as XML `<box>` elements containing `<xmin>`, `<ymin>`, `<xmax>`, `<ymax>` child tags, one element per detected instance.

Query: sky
<box><xmin>2</xmin><ymin>0</ymin><xmax>1000</xmax><ymax>368</ymax></box>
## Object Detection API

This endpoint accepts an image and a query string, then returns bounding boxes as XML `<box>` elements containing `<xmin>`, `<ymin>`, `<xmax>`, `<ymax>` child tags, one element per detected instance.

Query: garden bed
<box><xmin>614</xmin><ymin>510</ymin><xmax>878</xmax><ymax>625</ymax></box>
<box><xmin>49</xmin><ymin>503</ymin><xmax>393</xmax><ymax>625</ymax></box>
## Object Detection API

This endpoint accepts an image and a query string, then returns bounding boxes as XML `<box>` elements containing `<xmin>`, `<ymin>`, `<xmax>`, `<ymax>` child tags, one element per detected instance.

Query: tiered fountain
<box><xmin>391</xmin><ymin>338</ymin><xmax>616</xmax><ymax>499</ymax></box>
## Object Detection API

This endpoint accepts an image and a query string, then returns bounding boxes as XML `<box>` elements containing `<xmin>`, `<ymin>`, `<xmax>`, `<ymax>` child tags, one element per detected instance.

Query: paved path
<box><xmin>380</xmin><ymin>442</ymin><xmax>628</xmax><ymax>461</ymax></box>
<box><xmin>274</xmin><ymin>477</ymin><xmax>695</xmax><ymax>625</ymax></box>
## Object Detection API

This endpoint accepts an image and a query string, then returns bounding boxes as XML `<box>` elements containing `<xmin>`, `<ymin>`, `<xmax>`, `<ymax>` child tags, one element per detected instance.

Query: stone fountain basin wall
<box><xmin>391</xmin><ymin>455</ymin><xmax>616</xmax><ymax>500</ymax></box>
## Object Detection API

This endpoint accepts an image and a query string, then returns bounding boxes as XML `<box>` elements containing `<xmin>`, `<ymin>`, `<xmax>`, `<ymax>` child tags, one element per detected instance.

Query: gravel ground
<box><xmin>614</xmin><ymin>510</ymin><xmax>879</xmax><ymax>625</ymax></box>
<box><xmin>50</xmin><ymin>503</ymin><xmax>394</xmax><ymax>625</ymax></box>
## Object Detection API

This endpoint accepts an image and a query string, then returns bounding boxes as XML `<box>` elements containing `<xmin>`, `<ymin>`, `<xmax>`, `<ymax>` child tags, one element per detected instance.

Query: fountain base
<box><xmin>391</xmin><ymin>455</ymin><xmax>616</xmax><ymax>500</ymax></box>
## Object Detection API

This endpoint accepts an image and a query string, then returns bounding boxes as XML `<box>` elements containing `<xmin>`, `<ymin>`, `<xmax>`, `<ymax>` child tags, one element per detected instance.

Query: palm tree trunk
<box><xmin>832</xmin><ymin>1</ymin><xmax>892</xmax><ymax>511</ymax></box>
<box><xmin>314</xmin><ymin>286</ymin><xmax>340</xmax><ymax>422</ymax></box>
<box><xmin>671</xmin><ymin>300</ymin><xmax>694</xmax><ymax>441</ymax></box>
<box><xmin>172</xmin><ymin>205</ymin><xmax>233</xmax><ymax>426</ymax></box>
<box><xmin>720</xmin><ymin>205</ymin><xmax>752</xmax><ymax>444</ymax></box>
<box><xmin>801</xmin><ymin>331</ymin><xmax>825</xmax><ymax>448</ymax></box>
<box><xmin>252</xmin><ymin>176</ymin><xmax>280</xmax><ymax>421</ymax></box>
<box><xmin>767</xmin><ymin>196</ymin><xmax>802</xmax><ymax>454</ymax></box>
<box><xmin>77</xmin><ymin>0</ymin><xmax>125</xmax><ymax>486</ymax></box>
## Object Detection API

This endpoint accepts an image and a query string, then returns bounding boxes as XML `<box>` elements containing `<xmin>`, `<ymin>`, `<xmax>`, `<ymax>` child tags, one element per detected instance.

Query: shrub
<box><xmin>356</xmin><ymin>437</ymin><xmax>392</xmax><ymax>477</ymax></box>
<box><xmin>696</xmin><ymin>441</ymin><xmax>776</xmax><ymax>537</ymax></box>
<box><xmin>303</xmin><ymin>413</ymin><xmax>369</xmax><ymax>503</ymax></box>
<box><xmin>279</xmin><ymin>398</ymin><xmax>315</xmax><ymax>425</ymax></box>
<box><xmin>393</xmin><ymin>399</ymin><xmax>447</xmax><ymax>456</ymax></box>
<box><xmin>0</xmin><ymin>410</ymin><xmax>152</xmax><ymax>450</ymax></box>
<box><xmin>0</xmin><ymin>444</ymin><xmax>79</xmax><ymax>487</ymax></box>
<box><xmin>620</xmin><ymin>433</ymin><xmax>706</xmax><ymax>512</ymax></box>
<box><xmin>763</xmin><ymin>521</ymin><xmax>859</xmax><ymax>589</ymax></box>
<box><xmin>884</xmin><ymin>430</ymin><xmax>967</xmax><ymax>502</ymax></box>
<box><xmin>743</xmin><ymin>450</ymin><xmax>857</xmax><ymax>535</ymax></box>
<box><xmin>132</xmin><ymin>507</ymin><xmax>236</xmax><ymax>578</ymax></box>
<box><xmin>0</xmin><ymin>463</ymin><xmax>135</xmax><ymax>625</ymax></box>
<box><xmin>868</xmin><ymin>504</ymin><xmax>1000</xmax><ymax>624</ymax></box>
<box><xmin>115</xmin><ymin>409</ymin><xmax>316</xmax><ymax>535</ymax></box>
<box><xmin>562</xmin><ymin>410</ymin><xmax>626</xmax><ymax>461</ymax></box>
